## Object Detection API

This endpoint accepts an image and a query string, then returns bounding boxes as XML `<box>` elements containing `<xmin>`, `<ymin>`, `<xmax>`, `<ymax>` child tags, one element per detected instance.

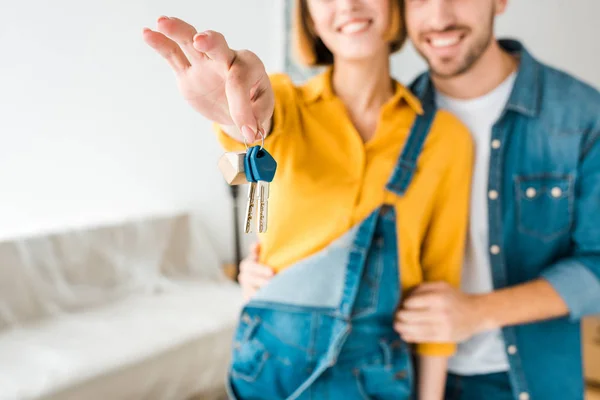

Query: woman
<box><xmin>143</xmin><ymin>1</ymin><xmax>473</xmax><ymax>398</ymax></box>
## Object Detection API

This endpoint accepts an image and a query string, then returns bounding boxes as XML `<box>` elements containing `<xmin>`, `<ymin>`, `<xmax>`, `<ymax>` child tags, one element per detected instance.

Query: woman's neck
<box><xmin>331</xmin><ymin>54</ymin><xmax>394</xmax><ymax>113</ymax></box>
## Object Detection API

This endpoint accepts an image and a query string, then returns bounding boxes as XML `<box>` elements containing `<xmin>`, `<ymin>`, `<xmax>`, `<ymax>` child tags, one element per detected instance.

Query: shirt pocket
<box><xmin>515</xmin><ymin>174</ymin><xmax>575</xmax><ymax>241</ymax></box>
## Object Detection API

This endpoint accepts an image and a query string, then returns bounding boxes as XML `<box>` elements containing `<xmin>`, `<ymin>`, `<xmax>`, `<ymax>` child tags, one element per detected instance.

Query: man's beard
<box><xmin>417</xmin><ymin>11</ymin><xmax>495</xmax><ymax>79</ymax></box>
<box><xmin>434</xmin><ymin>33</ymin><xmax>492</xmax><ymax>79</ymax></box>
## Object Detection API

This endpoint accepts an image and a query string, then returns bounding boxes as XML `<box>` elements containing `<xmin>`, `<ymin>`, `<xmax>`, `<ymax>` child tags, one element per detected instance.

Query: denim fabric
<box><xmin>445</xmin><ymin>372</ymin><xmax>513</xmax><ymax>400</ymax></box>
<box><xmin>411</xmin><ymin>39</ymin><xmax>600</xmax><ymax>400</ymax></box>
<box><xmin>225</xmin><ymin>109</ymin><xmax>435</xmax><ymax>400</ymax></box>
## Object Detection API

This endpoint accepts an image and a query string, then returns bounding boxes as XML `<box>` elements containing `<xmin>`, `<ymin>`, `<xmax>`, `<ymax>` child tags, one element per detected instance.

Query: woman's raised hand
<box><xmin>143</xmin><ymin>17</ymin><xmax>274</xmax><ymax>141</ymax></box>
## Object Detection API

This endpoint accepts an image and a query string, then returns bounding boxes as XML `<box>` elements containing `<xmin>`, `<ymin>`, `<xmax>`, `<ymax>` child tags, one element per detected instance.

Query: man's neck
<box><xmin>432</xmin><ymin>40</ymin><xmax>518</xmax><ymax>100</ymax></box>
<box><xmin>332</xmin><ymin>54</ymin><xmax>394</xmax><ymax>113</ymax></box>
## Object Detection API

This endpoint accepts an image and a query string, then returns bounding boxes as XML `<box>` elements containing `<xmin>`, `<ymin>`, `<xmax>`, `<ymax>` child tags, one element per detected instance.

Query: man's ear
<box><xmin>495</xmin><ymin>0</ymin><xmax>509</xmax><ymax>16</ymax></box>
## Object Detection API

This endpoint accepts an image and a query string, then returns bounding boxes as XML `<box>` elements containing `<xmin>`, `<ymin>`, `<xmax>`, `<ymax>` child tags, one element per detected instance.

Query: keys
<box><xmin>218</xmin><ymin>131</ymin><xmax>277</xmax><ymax>234</ymax></box>
<box><xmin>244</xmin><ymin>179</ymin><xmax>257</xmax><ymax>234</ymax></box>
<box><xmin>242</xmin><ymin>146</ymin><xmax>258</xmax><ymax>233</ymax></box>
<box><xmin>244</xmin><ymin>146</ymin><xmax>277</xmax><ymax>233</ymax></box>
<box><xmin>218</xmin><ymin>148</ymin><xmax>257</xmax><ymax>232</ymax></box>
<box><xmin>251</xmin><ymin>148</ymin><xmax>276</xmax><ymax>233</ymax></box>
<box><xmin>257</xmin><ymin>181</ymin><xmax>269</xmax><ymax>233</ymax></box>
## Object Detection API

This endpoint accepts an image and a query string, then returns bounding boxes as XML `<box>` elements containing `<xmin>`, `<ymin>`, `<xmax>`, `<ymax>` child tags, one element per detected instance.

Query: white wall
<box><xmin>392</xmin><ymin>0</ymin><xmax>600</xmax><ymax>87</ymax></box>
<box><xmin>496</xmin><ymin>0</ymin><xmax>600</xmax><ymax>88</ymax></box>
<box><xmin>0</xmin><ymin>0</ymin><xmax>283</xmax><ymax>260</ymax></box>
<box><xmin>0</xmin><ymin>0</ymin><xmax>598</xmax><ymax>263</ymax></box>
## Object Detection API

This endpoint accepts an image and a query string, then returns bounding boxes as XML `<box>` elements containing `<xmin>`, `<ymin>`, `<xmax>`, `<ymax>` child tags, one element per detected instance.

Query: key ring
<box><xmin>243</xmin><ymin>128</ymin><xmax>265</xmax><ymax>151</ymax></box>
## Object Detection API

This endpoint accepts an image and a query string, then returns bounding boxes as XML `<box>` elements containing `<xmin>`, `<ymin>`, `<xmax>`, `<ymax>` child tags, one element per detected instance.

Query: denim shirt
<box><xmin>411</xmin><ymin>39</ymin><xmax>600</xmax><ymax>400</ymax></box>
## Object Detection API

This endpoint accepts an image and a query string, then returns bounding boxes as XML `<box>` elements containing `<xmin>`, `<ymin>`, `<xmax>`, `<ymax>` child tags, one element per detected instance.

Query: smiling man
<box><xmin>394</xmin><ymin>0</ymin><xmax>600</xmax><ymax>399</ymax></box>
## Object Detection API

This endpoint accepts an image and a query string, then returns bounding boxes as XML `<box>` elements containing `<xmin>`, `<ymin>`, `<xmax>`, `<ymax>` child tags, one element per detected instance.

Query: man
<box><xmin>393</xmin><ymin>1</ymin><xmax>600</xmax><ymax>399</ymax></box>
<box><xmin>240</xmin><ymin>0</ymin><xmax>600</xmax><ymax>399</ymax></box>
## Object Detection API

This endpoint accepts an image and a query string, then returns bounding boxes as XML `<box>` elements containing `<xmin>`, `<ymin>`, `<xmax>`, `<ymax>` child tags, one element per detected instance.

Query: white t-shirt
<box><xmin>435</xmin><ymin>72</ymin><xmax>517</xmax><ymax>375</ymax></box>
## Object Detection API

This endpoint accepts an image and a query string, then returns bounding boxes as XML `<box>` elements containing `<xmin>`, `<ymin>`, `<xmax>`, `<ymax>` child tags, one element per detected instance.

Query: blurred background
<box><xmin>0</xmin><ymin>0</ymin><xmax>598</xmax><ymax>399</ymax></box>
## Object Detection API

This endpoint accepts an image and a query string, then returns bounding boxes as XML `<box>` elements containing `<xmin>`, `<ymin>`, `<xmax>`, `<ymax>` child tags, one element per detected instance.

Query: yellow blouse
<box><xmin>216</xmin><ymin>70</ymin><xmax>474</xmax><ymax>356</ymax></box>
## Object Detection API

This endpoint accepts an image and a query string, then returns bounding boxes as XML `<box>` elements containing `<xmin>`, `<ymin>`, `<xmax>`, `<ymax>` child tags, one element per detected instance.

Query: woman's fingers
<box><xmin>250</xmin><ymin>75</ymin><xmax>275</xmax><ymax>132</ymax></box>
<box><xmin>225</xmin><ymin>61</ymin><xmax>260</xmax><ymax>142</ymax></box>
<box><xmin>238</xmin><ymin>268</ymin><xmax>272</xmax><ymax>301</ymax></box>
<box><xmin>239</xmin><ymin>272</ymin><xmax>272</xmax><ymax>289</ymax></box>
<box><xmin>240</xmin><ymin>259</ymin><xmax>274</xmax><ymax>280</ymax></box>
<box><xmin>142</xmin><ymin>28</ymin><xmax>190</xmax><ymax>73</ymax></box>
<box><xmin>193</xmin><ymin>30</ymin><xmax>236</xmax><ymax>68</ymax></box>
<box><xmin>156</xmin><ymin>16</ymin><xmax>206</xmax><ymax>64</ymax></box>
<box><xmin>238</xmin><ymin>253</ymin><xmax>274</xmax><ymax>301</ymax></box>
<box><xmin>248</xmin><ymin>242</ymin><xmax>261</xmax><ymax>261</ymax></box>
<box><xmin>143</xmin><ymin>17</ymin><xmax>273</xmax><ymax>142</ymax></box>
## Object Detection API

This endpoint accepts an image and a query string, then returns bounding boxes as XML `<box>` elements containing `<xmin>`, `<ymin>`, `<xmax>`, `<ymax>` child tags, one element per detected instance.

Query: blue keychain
<box><xmin>244</xmin><ymin>146</ymin><xmax>259</xmax><ymax>183</ymax></box>
<box><xmin>250</xmin><ymin>147</ymin><xmax>277</xmax><ymax>183</ymax></box>
<box><xmin>243</xmin><ymin>140</ymin><xmax>277</xmax><ymax>233</ymax></box>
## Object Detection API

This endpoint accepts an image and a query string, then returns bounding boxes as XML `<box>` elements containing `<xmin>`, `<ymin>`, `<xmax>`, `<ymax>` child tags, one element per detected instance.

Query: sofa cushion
<box><xmin>0</xmin><ymin>212</ymin><xmax>224</xmax><ymax>331</ymax></box>
<box><xmin>0</xmin><ymin>281</ymin><xmax>243</xmax><ymax>400</ymax></box>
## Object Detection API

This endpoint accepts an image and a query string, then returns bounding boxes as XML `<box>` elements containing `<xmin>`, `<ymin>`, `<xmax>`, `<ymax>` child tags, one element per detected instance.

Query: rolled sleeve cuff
<box><xmin>416</xmin><ymin>342</ymin><xmax>456</xmax><ymax>357</ymax></box>
<box><xmin>541</xmin><ymin>259</ymin><xmax>600</xmax><ymax>321</ymax></box>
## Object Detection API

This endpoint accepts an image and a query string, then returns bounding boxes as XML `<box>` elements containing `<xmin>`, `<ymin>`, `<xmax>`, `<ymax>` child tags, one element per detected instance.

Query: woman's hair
<box><xmin>294</xmin><ymin>0</ymin><xmax>406</xmax><ymax>66</ymax></box>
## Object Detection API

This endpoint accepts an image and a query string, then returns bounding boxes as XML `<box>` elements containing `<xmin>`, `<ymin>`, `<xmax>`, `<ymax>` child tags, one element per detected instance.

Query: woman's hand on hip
<box><xmin>238</xmin><ymin>242</ymin><xmax>274</xmax><ymax>301</ymax></box>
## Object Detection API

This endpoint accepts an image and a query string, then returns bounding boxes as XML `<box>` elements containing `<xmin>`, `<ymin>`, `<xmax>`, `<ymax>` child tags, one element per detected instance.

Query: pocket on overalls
<box><xmin>229</xmin><ymin>310</ymin><xmax>311</xmax><ymax>399</ymax></box>
<box><xmin>230</xmin><ymin>312</ymin><xmax>268</xmax><ymax>383</ymax></box>
<box><xmin>353</xmin><ymin>338</ymin><xmax>413</xmax><ymax>400</ymax></box>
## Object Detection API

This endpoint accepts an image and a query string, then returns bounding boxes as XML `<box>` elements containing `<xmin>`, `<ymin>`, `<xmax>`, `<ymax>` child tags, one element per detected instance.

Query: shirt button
<box><xmin>488</xmin><ymin>190</ymin><xmax>499</xmax><ymax>200</ymax></box>
<box><xmin>507</xmin><ymin>345</ymin><xmax>517</xmax><ymax>355</ymax></box>
<box><xmin>491</xmin><ymin>139</ymin><xmax>501</xmax><ymax>149</ymax></box>
<box><xmin>519</xmin><ymin>392</ymin><xmax>530</xmax><ymax>400</ymax></box>
<box><xmin>551</xmin><ymin>187</ymin><xmax>563</xmax><ymax>198</ymax></box>
<box><xmin>525</xmin><ymin>187</ymin><xmax>537</xmax><ymax>198</ymax></box>
<box><xmin>490</xmin><ymin>245</ymin><xmax>501</xmax><ymax>255</ymax></box>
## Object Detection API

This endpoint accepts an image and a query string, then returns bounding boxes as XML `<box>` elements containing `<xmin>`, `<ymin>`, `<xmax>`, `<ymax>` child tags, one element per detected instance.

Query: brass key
<box><xmin>244</xmin><ymin>182</ymin><xmax>257</xmax><ymax>233</ymax></box>
<box><xmin>257</xmin><ymin>181</ymin><xmax>269</xmax><ymax>233</ymax></box>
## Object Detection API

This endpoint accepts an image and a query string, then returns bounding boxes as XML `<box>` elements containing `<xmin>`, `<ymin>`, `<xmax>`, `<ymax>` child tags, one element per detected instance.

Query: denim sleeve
<box><xmin>540</xmin><ymin>130</ymin><xmax>600</xmax><ymax>321</ymax></box>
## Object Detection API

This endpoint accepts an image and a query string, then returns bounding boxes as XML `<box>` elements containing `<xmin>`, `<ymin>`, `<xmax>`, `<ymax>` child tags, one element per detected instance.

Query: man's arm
<box><xmin>538</xmin><ymin>129</ymin><xmax>600</xmax><ymax>321</ymax></box>
<box><xmin>471</xmin><ymin>280</ymin><xmax>568</xmax><ymax>334</ymax></box>
<box><xmin>396</xmin><ymin>130</ymin><xmax>600</xmax><ymax>342</ymax></box>
<box><xmin>536</xmin><ymin>129</ymin><xmax>600</xmax><ymax>320</ymax></box>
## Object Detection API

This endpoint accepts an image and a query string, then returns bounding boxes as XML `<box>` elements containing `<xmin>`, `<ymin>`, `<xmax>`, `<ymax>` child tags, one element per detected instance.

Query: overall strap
<box><xmin>385</xmin><ymin>108</ymin><xmax>436</xmax><ymax>196</ymax></box>
<box><xmin>336</xmin><ymin>210</ymin><xmax>380</xmax><ymax>319</ymax></box>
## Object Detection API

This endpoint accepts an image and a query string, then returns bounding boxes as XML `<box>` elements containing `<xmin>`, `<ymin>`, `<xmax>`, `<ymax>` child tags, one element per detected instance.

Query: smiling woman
<box><xmin>294</xmin><ymin>0</ymin><xmax>405</xmax><ymax>65</ymax></box>
<box><xmin>141</xmin><ymin>0</ymin><xmax>474</xmax><ymax>398</ymax></box>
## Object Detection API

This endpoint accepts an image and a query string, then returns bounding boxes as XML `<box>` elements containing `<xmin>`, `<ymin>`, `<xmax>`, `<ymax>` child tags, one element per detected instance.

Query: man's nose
<box><xmin>426</xmin><ymin>0</ymin><xmax>458</xmax><ymax>31</ymax></box>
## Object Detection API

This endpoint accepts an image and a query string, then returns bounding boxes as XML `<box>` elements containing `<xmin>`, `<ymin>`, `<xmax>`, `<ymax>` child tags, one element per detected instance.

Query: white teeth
<box><xmin>340</xmin><ymin>21</ymin><xmax>369</xmax><ymax>34</ymax></box>
<box><xmin>430</xmin><ymin>36</ymin><xmax>460</xmax><ymax>48</ymax></box>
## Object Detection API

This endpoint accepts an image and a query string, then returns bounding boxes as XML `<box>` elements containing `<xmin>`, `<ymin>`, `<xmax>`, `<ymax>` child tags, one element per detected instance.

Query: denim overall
<box><xmin>226</xmin><ymin>109</ymin><xmax>434</xmax><ymax>400</ymax></box>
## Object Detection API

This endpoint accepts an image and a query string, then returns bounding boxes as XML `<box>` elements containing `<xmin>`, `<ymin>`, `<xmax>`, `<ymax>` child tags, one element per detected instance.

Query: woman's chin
<box><xmin>332</xmin><ymin>48</ymin><xmax>388</xmax><ymax>64</ymax></box>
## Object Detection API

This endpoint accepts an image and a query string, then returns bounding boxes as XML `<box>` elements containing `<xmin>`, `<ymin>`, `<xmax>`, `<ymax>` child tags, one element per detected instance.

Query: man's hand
<box><xmin>395</xmin><ymin>279</ymin><xmax>570</xmax><ymax>344</ymax></box>
<box><xmin>394</xmin><ymin>282</ymin><xmax>488</xmax><ymax>343</ymax></box>
<box><xmin>143</xmin><ymin>17</ymin><xmax>274</xmax><ymax>142</ymax></box>
<box><xmin>238</xmin><ymin>243</ymin><xmax>274</xmax><ymax>301</ymax></box>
